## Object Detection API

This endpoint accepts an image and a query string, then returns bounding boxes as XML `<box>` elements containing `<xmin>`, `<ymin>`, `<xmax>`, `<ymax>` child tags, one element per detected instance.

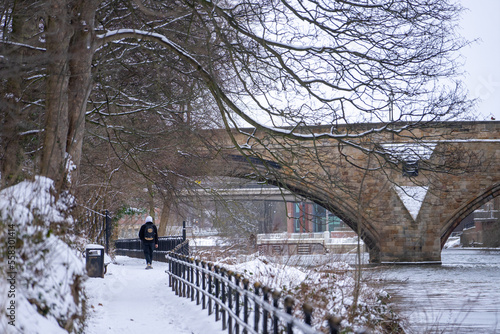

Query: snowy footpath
<box><xmin>84</xmin><ymin>256</ymin><xmax>226</xmax><ymax>334</ymax></box>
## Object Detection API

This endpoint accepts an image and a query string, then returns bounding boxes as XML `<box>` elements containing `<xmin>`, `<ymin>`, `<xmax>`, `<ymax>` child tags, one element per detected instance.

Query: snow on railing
<box><xmin>166</xmin><ymin>253</ymin><xmax>342</xmax><ymax>334</ymax></box>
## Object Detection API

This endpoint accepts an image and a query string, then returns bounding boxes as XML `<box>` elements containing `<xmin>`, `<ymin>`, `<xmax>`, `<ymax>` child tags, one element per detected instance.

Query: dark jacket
<box><xmin>139</xmin><ymin>222</ymin><xmax>159</xmax><ymax>244</ymax></box>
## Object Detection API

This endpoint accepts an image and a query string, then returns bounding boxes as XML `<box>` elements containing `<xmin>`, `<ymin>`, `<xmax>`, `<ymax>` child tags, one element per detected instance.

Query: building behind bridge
<box><xmin>114</xmin><ymin>178</ymin><xmax>499</xmax><ymax>253</ymax></box>
<box><xmin>458</xmin><ymin>197</ymin><xmax>500</xmax><ymax>247</ymax></box>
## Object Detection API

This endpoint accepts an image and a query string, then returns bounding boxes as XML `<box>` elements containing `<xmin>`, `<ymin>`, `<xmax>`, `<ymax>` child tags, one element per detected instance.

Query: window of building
<box><xmin>293</xmin><ymin>202</ymin><xmax>302</xmax><ymax>233</ymax></box>
<box><xmin>292</xmin><ymin>201</ymin><xmax>349</xmax><ymax>233</ymax></box>
<box><xmin>313</xmin><ymin>204</ymin><xmax>327</xmax><ymax>232</ymax></box>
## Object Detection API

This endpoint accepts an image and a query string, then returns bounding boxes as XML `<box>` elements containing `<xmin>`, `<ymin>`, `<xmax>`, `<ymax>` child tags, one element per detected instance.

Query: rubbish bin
<box><xmin>86</xmin><ymin>244</ymin><xmax>105</xmax><ymax>278</ymax></box>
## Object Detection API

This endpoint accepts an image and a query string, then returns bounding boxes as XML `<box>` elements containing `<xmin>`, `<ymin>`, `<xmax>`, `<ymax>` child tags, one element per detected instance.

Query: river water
<box><xmin>367</xmin><ymin>248</ymin><xmax>500</xmax><ymax>333</ymax></box>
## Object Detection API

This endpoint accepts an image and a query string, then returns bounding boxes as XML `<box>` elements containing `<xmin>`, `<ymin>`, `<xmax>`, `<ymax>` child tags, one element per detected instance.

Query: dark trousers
<box><xmin>143</xmin><ymin>242</ymin><xmax>155</xmax><ymax>264</ymax></box>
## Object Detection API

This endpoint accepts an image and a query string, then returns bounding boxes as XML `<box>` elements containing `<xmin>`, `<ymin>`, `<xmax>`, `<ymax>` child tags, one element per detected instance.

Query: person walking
<box><xmin>138</xmin><ymin>215</ymin><xmax>158</xmax><ymax>269</ymax></box>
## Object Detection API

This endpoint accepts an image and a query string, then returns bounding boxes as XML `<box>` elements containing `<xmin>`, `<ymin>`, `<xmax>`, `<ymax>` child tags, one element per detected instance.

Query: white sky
<box><xmin>236</xmin><ymin>1</ymin><xmax>500</xmax><ymax>127</ymax></box>
<box><xmin>459</xmin><ymin>0</ymin><xmax>500</xmax><ymax>120</ymax></box>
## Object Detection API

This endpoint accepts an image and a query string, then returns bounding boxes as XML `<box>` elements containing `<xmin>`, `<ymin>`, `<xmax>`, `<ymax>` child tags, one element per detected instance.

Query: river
<box><xmin>367</xmin><ymin>248</ymin><xmax>500</xmax><ymax>333</ymax></box>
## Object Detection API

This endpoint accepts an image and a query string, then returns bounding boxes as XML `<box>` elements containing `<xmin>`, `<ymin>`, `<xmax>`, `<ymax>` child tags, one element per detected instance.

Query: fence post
<box><xmin>182</xmin><ymin>220</ymin><xmax>186</xmax><ymax>241</ymax></box>
<box><xmin>220</xmin><ymin>268</ymin><xmax>227</xmax><ymax>330</ymax></box>
<box><xmin>173</xmin><ymin>254</ymin><xmax>178</xmax><ymax>293</ymax></box>
<box><xmin>272</xmin><ymin>290</ymin><xmax>280</xmax><ymax>334</ymax></box>
<box><xmin>104</xmin><ymin>210</ymin><xmax>111</xmax><ymax>254</ymax></box>
<box><xmin>190</xmin><ymin>257</ymin><xmax>194</xmax><ymax>301</ymax></box>
<box><xmin>202</xmin><ymin>261</ymin><xmax>207</xmax><ymax>310</ymax></box>
<box><xmin>303</xmin><ymin>303</ymin><xmax>313</xmax><ymax>327</ymax></box>
<box><xmin>185</xmin><ymin>256</ymin><xmax>190</xmax><ymax>298</ymax></box>
<box><xmin>227</xmin><ymin>270</ymin><xmax>233</xmax><ymax>334</ymax></box>
<box><xmin>243</xmin><ymin>278</ymin><xmax>249</xmax><ymax>334</ymax></box>
<box><xmin>215</xmin><ymin>265</ymin><xmax>220</xmax><ymax>322</ymax></box>
<box><xmin>178</xmin><ymin>255</ymin><xmax>183</xmax><ymax>296</ymax></box>
<box><xmin>174</xmin><ymin>254</ymin><xmax>179</xmax><ymax>295</ymax></box>
<box><xmin>262</xmin><ymin>286</ymin><xmax>270</xmax><ymax>334</ymax></box>
<box><xmin>182</xmin><ymin>255</ymin><xmax>189</xmax><ymax>297</ymax></box>
<box><xmin>208</xmin><ymin>263</ymin><xmax>213</xmax><ymax>316</ymax></box>
<box><xmin>168</xmin><ymin>253</ymin><xmax>172</xmax><ymax>288</ymax></box>
<box><xmin>195</xmin><ymin>259</ymin><xmax>200</xmax><ymax>305</ymax></box>
<box><xmin>235</xmin><ymin>274</ymin><xmax>241</xmax><ymax>334</ymax></box>
<box><xmin>254</xmin><ymin>282</ymin><xmax>261</xmax><ymax>333</ymax></box>
<box><xmin>284</xmin><ymin>296</ymin><xmax>294</xmax><ymax>334</ymax></box>
<box><xmin>326</xmin><ymin>314</ymin><xmax>341</xmax><ymax>334</ymax></box>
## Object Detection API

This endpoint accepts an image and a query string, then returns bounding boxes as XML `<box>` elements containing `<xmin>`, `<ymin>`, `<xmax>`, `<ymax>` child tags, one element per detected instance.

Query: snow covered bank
<box><xmin>443</xmin><ymin>236</ymin><xmax>461</xmax><ymax>249</ymax></box>
<box><xmin>84</xmin><ymin>256</ymin><xmax>226</xmax><ymax>334</ymax></box>
<box><xmin>0</xmin><ymin>176</ymin><xmax>85</xmax><ymax>334</ymax></box>
<box><xmin>216</xmin><ymin>254</ymin><xmax>400</xmax><ymax>333</ymax></box>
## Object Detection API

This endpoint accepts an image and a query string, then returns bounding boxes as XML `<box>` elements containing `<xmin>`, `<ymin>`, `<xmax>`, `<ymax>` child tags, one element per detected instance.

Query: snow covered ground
<box><xmin>84</xmin><ymin>256</ymin><xmax>226</xmax><ymax>334</ymax></box>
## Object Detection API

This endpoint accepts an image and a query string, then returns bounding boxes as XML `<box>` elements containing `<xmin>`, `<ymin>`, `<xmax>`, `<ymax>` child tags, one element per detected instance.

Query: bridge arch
<box><xmin>215</xmin><ymin>155</ymin><xmax>381</xmax><ymax>262</ymax></box>
<box><xmin>441</xmin><ymin>183</ymin><xmax>500</xmax><ymax>248</ymax></box>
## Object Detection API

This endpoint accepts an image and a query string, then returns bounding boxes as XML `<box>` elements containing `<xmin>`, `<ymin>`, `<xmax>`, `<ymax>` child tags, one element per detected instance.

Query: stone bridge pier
<box><xmin>206</xmin><ymin>121</ymin><xmax>500</xmax><ymax>263</ymax></box>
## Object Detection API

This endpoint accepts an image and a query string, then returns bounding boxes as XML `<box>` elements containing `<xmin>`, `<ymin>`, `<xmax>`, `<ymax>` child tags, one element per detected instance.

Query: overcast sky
<box><xmin>459</xmin><ymin>0</ymin><xmax>500</xmax><ymax>120</ymax></box>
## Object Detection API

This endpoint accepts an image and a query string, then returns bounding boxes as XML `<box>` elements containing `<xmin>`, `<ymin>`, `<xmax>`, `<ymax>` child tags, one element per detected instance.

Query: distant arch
<box><xmin>441</xmin><ymin>183</ymin><xmax>500</xmax><ymax>248</ymax></box>
<box><xmin>219</xmin><ymin>154</ymin><xmax>381</xmax><ymax>261</ymax></box>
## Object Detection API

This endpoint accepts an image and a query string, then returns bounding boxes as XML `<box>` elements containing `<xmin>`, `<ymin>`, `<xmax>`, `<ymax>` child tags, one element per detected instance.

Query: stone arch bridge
<box><xmin>194</xmin><ymin>121</ymin><xmax>500</xmax><ymax>264</ymax></box>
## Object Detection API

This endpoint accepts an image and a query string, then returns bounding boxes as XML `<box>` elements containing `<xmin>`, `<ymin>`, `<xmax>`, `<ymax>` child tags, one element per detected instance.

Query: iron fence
<box><xmin>115</xmin><ymin>236</ymin><xmax>188</xmax><ymax>260</ymax></box>
<box><xmin>115</xmin><ymin>221</ymin><xmax>189</xmax><ymax>259</ymax></box>
<box><xmin>75</xmin><ymin>207</ymin><xmax>112</xmax><ymax>253</ymax></box>
<box><xmin>167</xmin><ymin>253</ymin><xmax>342</xmax><ymax>334</ymax></box>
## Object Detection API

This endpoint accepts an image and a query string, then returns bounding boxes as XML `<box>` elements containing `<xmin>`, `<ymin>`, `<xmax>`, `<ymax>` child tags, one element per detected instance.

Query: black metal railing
<box><xmin>167</xmin><ymin>253</ymin><xmax>342</xmax><ymax>334</ymax></box>
<box><xmin>115</xmin><ymin>236</ymin><xmax>188</xmax><ymax>260</ymax></box>
<box><xmin>76</xmin><ymin>207</ymin><xmax>113</xmax><ymax>254</ymax></box>
<box><xmin>115</xmin><ymin>221</ymin><xmax>189</xmax><ymax>259</ymax></box>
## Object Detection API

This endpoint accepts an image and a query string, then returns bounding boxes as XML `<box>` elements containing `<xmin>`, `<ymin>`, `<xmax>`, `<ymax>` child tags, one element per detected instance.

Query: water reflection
<box><xmin>368</xmin><ymin>249</ymin><xmax>500</xmax><ymax>333</ymax></box>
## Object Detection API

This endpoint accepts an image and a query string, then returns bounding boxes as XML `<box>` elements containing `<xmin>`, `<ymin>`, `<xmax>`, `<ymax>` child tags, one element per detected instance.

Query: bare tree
<box><xmin>0</xmin><ymin>2</ymin><xmax>479</xmax><ymax>331</ymax></box>
<box><xmin>1</xmin><ymin>0</ymin><xmax>479</xmax><ymax>259</ymax></box>
<box><xmin>1</xmin><ymin>0</ymin><xmax>471</xmax><ymax>192</ymax></box>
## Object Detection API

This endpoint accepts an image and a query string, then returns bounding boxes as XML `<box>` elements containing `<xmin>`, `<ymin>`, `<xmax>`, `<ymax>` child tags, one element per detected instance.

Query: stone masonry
<box><xmin>204</xmin><ymin>121</ymin><xmax>500</xmax><ymax>263</ymax></box>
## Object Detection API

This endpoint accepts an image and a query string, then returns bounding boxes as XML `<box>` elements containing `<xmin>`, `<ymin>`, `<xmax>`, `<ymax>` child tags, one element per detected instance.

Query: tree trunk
<box><xmin>158</xmin><ymin>189</ymin><xmax>176</xmax><ymax>236</ymax></box>
<box><xmin>66</xmin><ymin>0</ymin><xmax>99</xmax><ymax>178</ymax></box>
<box><xmin>0</xmin><ymin>1</ymin><xmax>37</xmax><ymax>189</ymax></box>
<box><xmin>1</xmin><ymin>53</ymin><xmax>22</xmax><ymax>188</ymax></box>
<box><xmin>158</xmin><ymin>173</ymin><xmax>180</xmax><ymax>236</ymax></box>
<box><xmin>40</xmin><ymin>0</ymin><xmax>72</xmax><ymax>190</ymax></box>
<box><xmin>40</xmin><ymin>0</ymin><xmax>98</xmax><ymax>192</ymax></box>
